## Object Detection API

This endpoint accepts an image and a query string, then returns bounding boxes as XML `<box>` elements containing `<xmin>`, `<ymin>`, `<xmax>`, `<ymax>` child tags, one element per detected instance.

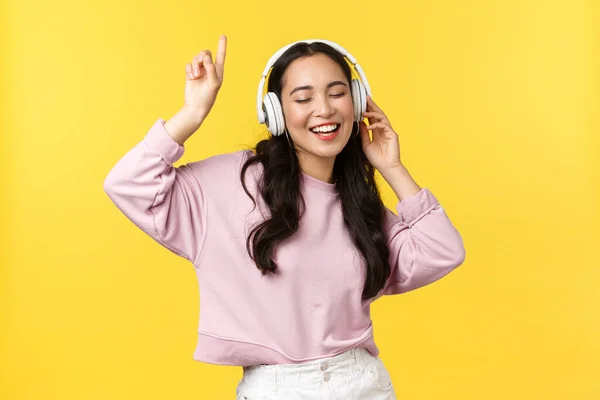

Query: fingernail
<box><xmin>193</xmin><ymin>68</ymin><xmax>199</xmax><ymax>77</ymax></box>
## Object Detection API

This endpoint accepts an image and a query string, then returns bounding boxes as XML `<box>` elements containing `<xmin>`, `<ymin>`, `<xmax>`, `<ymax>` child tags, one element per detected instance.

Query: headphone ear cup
<box><xmin>263</xmin><ymin>92</ymin><xmax>285</xmax><ymax>136</ymax></box>
<box><xmin>351</xmin><ymin>79</ymin><xmax>367</xmax><ymax>122</ymax></box>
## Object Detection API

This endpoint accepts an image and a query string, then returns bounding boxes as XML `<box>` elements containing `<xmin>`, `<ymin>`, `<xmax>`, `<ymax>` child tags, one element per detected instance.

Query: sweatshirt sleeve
<box><xmin>103</xmin><ymin>118</ymin><xmax>206</xmax><ymax>264</ymax></box>
<box><xmin>381</xmin><ymin>188</ymin><xmax>466</xmax><ymax>295</ymax></box>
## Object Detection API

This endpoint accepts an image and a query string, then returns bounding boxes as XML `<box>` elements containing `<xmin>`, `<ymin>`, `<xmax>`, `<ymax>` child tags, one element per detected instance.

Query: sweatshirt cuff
<box><xmin>395</xmin><ymin>188</ymin><xmax>440</xmax><ymax>227</ymax></box>
<box><xmin>144</xmin><ymin>118</ymin><xmax>185</xmax><ymax>165</ymax></box>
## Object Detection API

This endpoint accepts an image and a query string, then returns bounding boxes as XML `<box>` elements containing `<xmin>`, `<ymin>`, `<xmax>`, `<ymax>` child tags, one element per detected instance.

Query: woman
<box><xmin>104</xmin><ymin>35</ymin><xmax>465</xmax><ymax>399</ymax></box>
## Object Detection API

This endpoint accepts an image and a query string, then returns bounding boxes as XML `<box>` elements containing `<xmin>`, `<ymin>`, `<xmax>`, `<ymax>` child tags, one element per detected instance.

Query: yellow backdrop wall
<box><xmin>2</xmin><ymin>0</ymin><xmax>598</xmax><ymax>398</ymax></box>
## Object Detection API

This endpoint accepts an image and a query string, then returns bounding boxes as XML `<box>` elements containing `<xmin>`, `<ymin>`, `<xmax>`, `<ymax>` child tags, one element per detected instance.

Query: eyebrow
<box><xmin>289</xmin><ymin>81</ymin><xmax>348</xmax><ymax>96</ymax></box>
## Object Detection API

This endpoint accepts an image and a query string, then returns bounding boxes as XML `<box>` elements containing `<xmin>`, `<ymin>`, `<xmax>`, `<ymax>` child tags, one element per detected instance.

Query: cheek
<box><xmin>284</xmin><ymin>104</ymin><xmax>311</xmax><ymax>129</ymax></box>
<box><xmin>343</xmin><ymin>97</ymin><xmax>355</xmax><ymax>118</ymax></box>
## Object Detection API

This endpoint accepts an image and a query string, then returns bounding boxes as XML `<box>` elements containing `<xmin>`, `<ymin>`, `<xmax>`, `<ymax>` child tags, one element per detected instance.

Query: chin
<box><xmin>313</xmin><ymin>141</ymin><xmax>350</xmax><ymax>159</ymax></box>
<box><xmin>314</xmin><ymin>148</ymin><xmax>344</xmax><ymax>159</ymax></box>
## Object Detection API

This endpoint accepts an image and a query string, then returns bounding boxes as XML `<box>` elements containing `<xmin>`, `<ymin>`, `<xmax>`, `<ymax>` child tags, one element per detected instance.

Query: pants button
<box><xmin>323</xmin><ymin>372</ymin><xmax>330</xmax><ymax>382</ymax></box>
<box><xmin>320</xmin><ymin>361</ymin><xmax>329</xmax><ymax>371</ymax></box>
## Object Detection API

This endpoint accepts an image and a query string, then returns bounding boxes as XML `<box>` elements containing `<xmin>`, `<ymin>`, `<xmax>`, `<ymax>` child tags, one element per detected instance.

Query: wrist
<box><xmin>378</xmin><ymin>163</ymin><xmax>406</xmax><ymax>179</ymax></box>
<box><xmin>164</xmin><ymin>106</ymin><xmax>207</xmax><ymax>145</ymax></box>
<box><xmin>379</xmin><ymin>164</ymin><xmax>422</xmax><ymax>202</ymax></box>
<box><xmin>181</xmin><ymin>104</ymin><xmax>208</xmax><ymax>126</ymax></box>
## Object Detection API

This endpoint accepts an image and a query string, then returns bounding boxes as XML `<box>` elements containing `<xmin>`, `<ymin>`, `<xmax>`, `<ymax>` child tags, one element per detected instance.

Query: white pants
<box><xmin>236</xmin><ymin>347</ymin><xmax>397</xmax><ymax>399</ymax></box>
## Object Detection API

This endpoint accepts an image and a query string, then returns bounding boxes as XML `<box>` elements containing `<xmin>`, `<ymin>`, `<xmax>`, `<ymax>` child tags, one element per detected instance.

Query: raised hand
<box><xmin>359</xmin><ymin>96</ymin><xmax>402</xmax><ymax>173</ymax></box>
<box><xmin>183</xmin><ymin>35</ymin><xmax>227</xmax><ymax>119</ymax></box>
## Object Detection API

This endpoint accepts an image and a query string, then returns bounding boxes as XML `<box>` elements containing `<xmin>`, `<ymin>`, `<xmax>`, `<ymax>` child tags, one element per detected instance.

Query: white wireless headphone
<box><xmin>256</xmin><ymin>39</ymin><xmax>372</xmax><ymax>137</ymax></box>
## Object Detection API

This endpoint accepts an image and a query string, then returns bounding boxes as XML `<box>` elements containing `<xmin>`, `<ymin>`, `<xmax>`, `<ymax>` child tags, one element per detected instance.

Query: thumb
<box><xmin>203</xmin><ymin>54</ymin><xmax>218</xmax><ymax>84</ymax></box>
<box><xmin>358</xmin><ymin>121</ymin><xmax>371</xmax><ymax>149</ymax></box>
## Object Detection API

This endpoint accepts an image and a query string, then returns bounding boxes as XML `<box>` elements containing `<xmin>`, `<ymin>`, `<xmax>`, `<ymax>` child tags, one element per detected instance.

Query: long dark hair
<box><xmin>241</xmin><ymin>42</ymin><xmax>390</xmax><ymax>300</ymax></box>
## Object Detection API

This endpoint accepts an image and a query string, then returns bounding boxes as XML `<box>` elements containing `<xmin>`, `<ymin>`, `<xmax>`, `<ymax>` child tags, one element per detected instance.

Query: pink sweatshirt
<box><xmin>104</xmin><ymin>118</ymin><xmax>466</xmax><ymax>366</ymax></box>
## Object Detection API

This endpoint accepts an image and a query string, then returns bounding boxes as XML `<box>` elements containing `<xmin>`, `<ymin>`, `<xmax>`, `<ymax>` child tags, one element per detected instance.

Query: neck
<box><xmin>296</xmin><ymin>152</ymin><xmax>336</xmax><ymax>184</ymax></box>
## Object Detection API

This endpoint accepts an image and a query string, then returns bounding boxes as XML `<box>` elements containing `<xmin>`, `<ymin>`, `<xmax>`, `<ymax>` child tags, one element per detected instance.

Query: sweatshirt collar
<box><xmin>300</xmin><ymin>172</ymin><xmax>338</xmax><ymax>196</ymax></box>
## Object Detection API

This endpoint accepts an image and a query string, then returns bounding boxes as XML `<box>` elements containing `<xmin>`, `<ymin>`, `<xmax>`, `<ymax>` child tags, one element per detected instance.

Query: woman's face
<box><xmin>279</xmin><ymin>53</ymin><xmax>355</xmax><ymax>165</ymax></box>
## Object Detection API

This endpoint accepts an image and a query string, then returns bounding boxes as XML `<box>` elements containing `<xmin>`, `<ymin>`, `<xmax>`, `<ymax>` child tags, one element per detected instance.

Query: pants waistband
<box><xmin>241</xmin><ymin>347</ymin><xmax>376</xmax><ymax>391</ymax></box>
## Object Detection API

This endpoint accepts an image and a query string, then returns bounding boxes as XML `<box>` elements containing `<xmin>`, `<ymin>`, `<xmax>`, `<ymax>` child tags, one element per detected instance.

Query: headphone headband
<box><xmin>257</xmin><ymin>39</ymin><xmax>371</xmax><ymax>124</ymax></box>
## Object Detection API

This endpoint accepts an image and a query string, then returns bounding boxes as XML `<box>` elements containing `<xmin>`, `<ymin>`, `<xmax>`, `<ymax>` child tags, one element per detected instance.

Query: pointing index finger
<box><xmin>215</xmin><ymin>35</ymin><xmax>227</xmax><ymax>70</ymax></box>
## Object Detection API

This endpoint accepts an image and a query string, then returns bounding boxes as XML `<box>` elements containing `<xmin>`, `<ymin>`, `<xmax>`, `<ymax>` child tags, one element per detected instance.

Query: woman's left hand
<box><xmin>359</xmin><ymin>96</ymin><xmax>403</xmax><ymax>172</ymax></box>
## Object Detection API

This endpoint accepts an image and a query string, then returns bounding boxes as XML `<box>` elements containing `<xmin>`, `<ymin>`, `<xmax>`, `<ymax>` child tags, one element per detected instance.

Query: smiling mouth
<box><xmin>309</xmin><ymin>124</ymin><xmax>340</xmax><ymax>135</ymax></box>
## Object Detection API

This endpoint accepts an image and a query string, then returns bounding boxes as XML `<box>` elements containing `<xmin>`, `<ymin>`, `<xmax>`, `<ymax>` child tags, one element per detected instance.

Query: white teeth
<box><xmin>310</xmin><ymin>124</ymin><xmax>338</xmax><ymax>133</ymax></box>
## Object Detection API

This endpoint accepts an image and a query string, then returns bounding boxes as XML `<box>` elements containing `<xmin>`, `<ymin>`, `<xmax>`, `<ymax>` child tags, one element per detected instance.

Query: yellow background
<box><xmin>2</xmin><ymin>0</ymin><xmax>599</xmax><ymax>398</ymax></box>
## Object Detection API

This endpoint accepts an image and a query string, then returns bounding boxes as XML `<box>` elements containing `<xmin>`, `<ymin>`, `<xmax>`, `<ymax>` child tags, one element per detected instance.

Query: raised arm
<box><xmin>103</xmin><ymin>36</ymin><xmax>228</xmax><ymax>263</ymax></box>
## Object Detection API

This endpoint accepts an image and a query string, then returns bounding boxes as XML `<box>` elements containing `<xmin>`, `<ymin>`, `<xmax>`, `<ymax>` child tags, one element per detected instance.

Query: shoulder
<box><xmin>183</xmin><ymin>149</ymin><xmax>258</xmax><ymax>180</ymax></box>
<box><xmin>183</xmin><ymin>149</ymin><xmax>263</xmax><ymax>192</ymax></box>
<box><xmin>187</xmin><ymin>149</ymin><xmax>252</xmax><ymax>173</ymax></box>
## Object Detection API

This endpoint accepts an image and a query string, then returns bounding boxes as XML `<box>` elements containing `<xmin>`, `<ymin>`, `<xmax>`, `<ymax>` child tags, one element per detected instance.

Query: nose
<box><xmin>313</xmin><ymin>94</ymin><xmax>334</xmax><ymax>117</ymax></box>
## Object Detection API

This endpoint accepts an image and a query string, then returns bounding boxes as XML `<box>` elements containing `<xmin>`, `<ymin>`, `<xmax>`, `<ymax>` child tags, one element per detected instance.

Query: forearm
<box><xmin>379</xmin><ymin>165</ymin><xmax>422</xmax><ymax>202</ymax></box>
<box><xmin>164</xmin><ymin>105</ymin><xmax>207</xmax><ymax>145</ymax></box>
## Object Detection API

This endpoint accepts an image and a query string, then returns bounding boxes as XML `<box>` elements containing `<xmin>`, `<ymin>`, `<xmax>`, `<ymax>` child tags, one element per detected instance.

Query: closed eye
<box><xmin>295</xmin><ymin>93</ymin><xmax>347</xmax><ymax>103</ymax></box>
